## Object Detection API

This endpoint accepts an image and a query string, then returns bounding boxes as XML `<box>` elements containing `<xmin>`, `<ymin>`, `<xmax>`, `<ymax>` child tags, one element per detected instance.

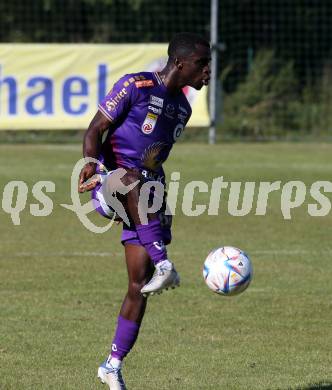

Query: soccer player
<box><xmin>78</xmin><ymin>32</ymin><xmax>211</xmax><ymax>390</ymax></box>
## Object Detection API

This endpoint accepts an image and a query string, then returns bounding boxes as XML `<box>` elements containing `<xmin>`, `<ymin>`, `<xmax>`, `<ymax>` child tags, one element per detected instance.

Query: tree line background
<box><xmin>1</xmin><ymin>0</ymin><xmax>332</xmax><ymax>139</ymax></box>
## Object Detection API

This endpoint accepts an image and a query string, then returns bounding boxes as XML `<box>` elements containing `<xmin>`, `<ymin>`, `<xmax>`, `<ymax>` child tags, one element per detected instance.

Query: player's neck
<box><xmin>158</xmin><ymin>69</ymin><xmax>184</xmax><ymax>95</ymax></box>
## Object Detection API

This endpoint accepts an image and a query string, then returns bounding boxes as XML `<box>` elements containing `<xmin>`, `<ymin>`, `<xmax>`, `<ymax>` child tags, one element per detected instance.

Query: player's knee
<box><xmin>128</xmin><ymin>280</ymin><xmax>147</xmax><ymax>297</ymax></box>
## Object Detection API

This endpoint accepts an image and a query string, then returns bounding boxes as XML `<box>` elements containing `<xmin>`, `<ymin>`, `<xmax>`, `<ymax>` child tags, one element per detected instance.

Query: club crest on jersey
<box><xmin>142</xmin><ymin>112</ymin><xmax>158</xmax><ymax>134</ymax></box>
<box><xmin>149</xmin><ymin>95</ymin><xmax>164</xmax><ymax>108</ymax></box>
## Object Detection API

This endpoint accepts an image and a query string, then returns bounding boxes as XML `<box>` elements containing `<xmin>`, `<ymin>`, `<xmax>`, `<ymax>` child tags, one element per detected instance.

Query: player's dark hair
<box><xmin>168</xmin><ymin>32</ymin><xmax>210</xmax><ymax>60</ymax></box>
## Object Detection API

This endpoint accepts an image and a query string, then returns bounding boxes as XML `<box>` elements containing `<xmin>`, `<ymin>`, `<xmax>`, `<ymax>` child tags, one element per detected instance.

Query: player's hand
<box><xmin>78</xmin><ymin>162</ymin><xmax>99</xmax><ymax>193</ymax></box>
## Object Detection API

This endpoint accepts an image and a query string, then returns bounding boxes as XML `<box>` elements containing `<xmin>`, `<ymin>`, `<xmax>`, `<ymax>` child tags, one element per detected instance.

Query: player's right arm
<box><xmin>79</xmin><ymin>74</ymin><xmax>138</xmax><ymax>193</ymax></box>
<box><xmin>78</xmin><ymin>111</ymin><xmax>111</xmax><ymax>193</ymax></box>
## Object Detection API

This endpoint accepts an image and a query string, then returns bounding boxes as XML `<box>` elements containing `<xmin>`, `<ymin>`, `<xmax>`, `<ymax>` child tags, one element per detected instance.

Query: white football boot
<box><xmin>141</xmin><ymin>260</ymin><xmax>180</xmax><ymax>297</ymax></box>
<box><xmin>98</xmin><ymin>360</ymin><xmax>127</xmax><ymax>390</ymax></box>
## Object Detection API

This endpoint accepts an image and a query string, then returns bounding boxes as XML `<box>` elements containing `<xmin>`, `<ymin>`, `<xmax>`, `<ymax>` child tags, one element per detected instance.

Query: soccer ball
<box><xmin>203</xmin><ymin>246</ymin><xmax>253</xmax><ymax>296</ymax></box>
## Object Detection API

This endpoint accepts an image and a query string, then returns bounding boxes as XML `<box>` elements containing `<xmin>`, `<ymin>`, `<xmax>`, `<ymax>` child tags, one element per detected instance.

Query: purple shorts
<box><xmin>91</xmin><ymin>183</ymin><xmax>172</xmax><ymax>246</ymax></box>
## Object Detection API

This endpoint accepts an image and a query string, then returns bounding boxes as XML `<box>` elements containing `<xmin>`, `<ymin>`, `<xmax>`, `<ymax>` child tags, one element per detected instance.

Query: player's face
<box><xmin>182</xmin><ymin>44</ymin><xmax>211</xmax><ymax>90</ymax></box>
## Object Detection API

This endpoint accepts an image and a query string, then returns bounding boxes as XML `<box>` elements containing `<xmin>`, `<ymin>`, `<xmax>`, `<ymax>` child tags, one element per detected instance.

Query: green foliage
<box><xmin>295</xmin><ymin>62</ymin><xmax>332</xmax><ymax>136</ymax></box>
<box><xmin>221</xmin><ymin>50</ymin><xmax>332</xmax><ymax>139</ymax></box>
<box><xmin>222</xmin><ymin>51</ymin><xmax>300</xmax><ymax>138</ymax></box>
<box><xmin>0</xmin><ymin>0</ymin><xmax>210</xmax><ymax>43</ymax></box>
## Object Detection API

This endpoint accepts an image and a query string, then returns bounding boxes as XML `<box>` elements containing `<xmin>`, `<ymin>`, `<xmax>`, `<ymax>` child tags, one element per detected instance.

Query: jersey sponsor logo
<box><xmin>141</xmin><ymin>112</ymin><xmax>158</xmax><ymax>134</ymax></box>
<box><xmin>105</xmin><ymin>88</ymin><xmax>128</xmax><ymax>112</ymax></box>
<box><xmin>178</xmin><ymin>113</ymin><xmax>188</xmax><ymax>122</ymax></box>
<box><xmin>135</xmin><ymin>80</ymin><xmax>154</xmax><ymax>88</ymax></box>
<box><xmin>148</xmin><ymin>105</ymin><xmax>162</xmax><ymax>115</ymax></box>
<box><xmin>149</xmin><ymin>95</ymin><xmax>164</xmax><ymax>108</ymax></box>
<box><xmin>173</xmin><ymin>123</ymin><xmax>184</xmax><ymax>141</ymax></box>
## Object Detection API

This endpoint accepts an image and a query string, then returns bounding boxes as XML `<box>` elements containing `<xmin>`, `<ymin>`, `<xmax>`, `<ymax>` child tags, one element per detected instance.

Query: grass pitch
<box><xmin>0</xmin><ymin>142</ymin><xmax>331</xmax><ymax>390</ymax></box>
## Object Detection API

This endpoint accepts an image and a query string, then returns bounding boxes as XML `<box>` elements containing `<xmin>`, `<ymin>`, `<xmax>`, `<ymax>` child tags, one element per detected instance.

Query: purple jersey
<box><xmin>98</xmin><ymin>72</ymin><xmax>192</xmax><ymax>180</ymax></box>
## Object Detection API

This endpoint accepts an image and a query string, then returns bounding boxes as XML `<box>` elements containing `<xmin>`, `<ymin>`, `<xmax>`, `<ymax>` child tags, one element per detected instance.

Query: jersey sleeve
<box><xmin>98</xmin><ymin>75</ymin><xmax>138</xmax><ymax>122</ymax></box>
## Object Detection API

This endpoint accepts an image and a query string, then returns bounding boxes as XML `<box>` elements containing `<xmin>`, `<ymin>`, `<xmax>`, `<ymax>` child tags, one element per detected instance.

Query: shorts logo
<box><xmin>142</xmin><ymin>112</ymin><xmax>158</xmax><ymax>134</ymax></box>
<box><xmin>149</xmin><ymin>95</ymin><xmax>164</xmax><ymax>108</ymax></box>
<box><xmin>153</xmin><ymin>240</ymin><xmax>165</xmax><ymax>251</ymax></box>
<box><xmin>135</xmin><ymin>80</ymin><xmax>154</xmax><ymax>88</ymax></box>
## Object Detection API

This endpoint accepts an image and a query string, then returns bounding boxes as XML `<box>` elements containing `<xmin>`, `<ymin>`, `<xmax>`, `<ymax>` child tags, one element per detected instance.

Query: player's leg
<box><xmin>120</xmin><ymin>243</ymin><xmax>155</xmax><ymax>321</ymax></box>
<box><xmin>120</xmin><ymin>170</ymin><xmax>180</xmax><ymax>295</ymax></box>
<box><xmin>138</xmin><ymin>209</ymin><xmax>179</xmax><ymax>296</ymax></box>
<box><xmin>92</xmin><ymin>168</ymin><xmax>180</xmax><ymax>296</ymax></box>
<box><xmin>98</xmin><ymin>243</ymin><xmax>153</xmax><ymax>389</ymax></box>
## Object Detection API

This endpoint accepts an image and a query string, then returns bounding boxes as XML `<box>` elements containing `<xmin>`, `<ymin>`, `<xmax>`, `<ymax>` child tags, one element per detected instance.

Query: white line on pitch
<box><xmin>0</xmin><ymin>251</ymin><xmax>118</xmax><ymax>258</ymax></box>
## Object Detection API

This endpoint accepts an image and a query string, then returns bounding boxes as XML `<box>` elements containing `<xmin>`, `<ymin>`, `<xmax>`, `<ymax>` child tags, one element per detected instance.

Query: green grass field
<box><xmin>0</xmin><ymin>143</ymin><xmax>331</xmax><ymax>390</ymax></box>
